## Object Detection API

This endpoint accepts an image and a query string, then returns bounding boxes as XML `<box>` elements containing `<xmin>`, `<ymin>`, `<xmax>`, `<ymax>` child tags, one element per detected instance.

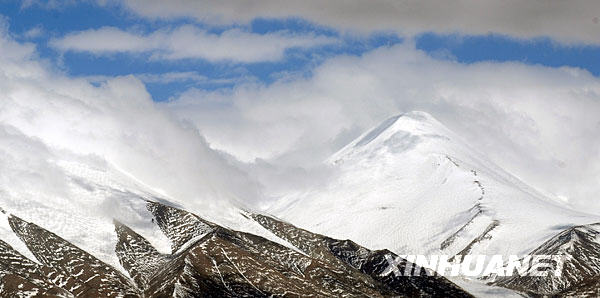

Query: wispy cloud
<box><xmin>86</xmin><ymin>71</ymin><xmax>210</xmax><ymax>84</ymax></box>
<box><xmin>135</xmin><ymin>71</ymin><xmax>208</xmax><ymax>84</ymax></box>
<box><xmin>50</xmin><ymin>25</ymin><xmax>338</xmax><ymax>63</ymax></box>
<box><xmin>22</xmin><ymin>25</ymin><xmax>44</xmax><ymax>39</ymax></box>
<box><xmin>84</xmin><ymin>71</ymin><xmax>247</xmax><ymax>91</ymax></box>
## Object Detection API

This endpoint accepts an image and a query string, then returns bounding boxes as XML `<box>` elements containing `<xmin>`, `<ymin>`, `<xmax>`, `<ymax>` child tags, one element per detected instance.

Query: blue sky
<box><xmin>2</xmin><ymin>1</ymin><xmax>599</xmax><ymax>101</ymax></box>
<box><xmin>416</xmin><ymin>33</ymin><xmax>600</xmax><ymax>76</ymax></box>
<box><xmin>1</xmin><ymin>1</ymin><xmax>401</xmax><ymax>100</ymax></box>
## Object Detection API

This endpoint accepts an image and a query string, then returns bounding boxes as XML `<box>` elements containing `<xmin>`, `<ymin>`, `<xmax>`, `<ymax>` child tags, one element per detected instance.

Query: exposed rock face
<box><xmin>251</xmin><ymin>213</ymin><xmax>472</xmax><ymax>298</ymax></box>
<box><xmin>131</xmin><ymin>202</ymin><xmax>472</xmax><ymax>297</ymax></box>
<box><xmin>146</xmin><ymin>201</ymin><xmax>216</xmax><ymax>253</ymax></box>
<box><xmin>114</xmin><ymin>221</ymin><xmax>168</xmax><ymax>290</ymax></box>
<box><xmin>0</xmin><ymin>201</ymin><xmax>472</xmax><ymax>297</ymax></box>
<box><xmin>558</xmin><ymin>276</ymin><xmax>600</xmax><ymax>297</ymax></box>
<box><xmin>491</xmin><ymin>223</ymin><xmax>600</xmax><ymax>296</ymax></box>
<box><xmin>0</xmin><ymin>239</ymin><xmax>73</xmax><ymax>297</ymax></box>
<box><xmin>8</xmin><ymin>215</ymin><xmax>140</xmax><ymax>297</ymax></box>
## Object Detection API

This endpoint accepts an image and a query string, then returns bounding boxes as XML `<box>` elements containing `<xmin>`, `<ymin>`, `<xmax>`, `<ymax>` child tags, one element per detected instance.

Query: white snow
<box><xmin>270</xmin><ymin>111</ymin><xmax>599</xmax><ymax>264</ymax></box>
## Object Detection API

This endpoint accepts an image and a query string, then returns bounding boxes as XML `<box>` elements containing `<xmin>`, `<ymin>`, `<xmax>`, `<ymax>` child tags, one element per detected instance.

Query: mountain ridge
<box><xmin>0</xmin><ymin>200</ymin><xmax>472</xmax><ymax>297</ymax></box>
<box><xmin>1</xmin><ymin>111</ymin><xmax>598</xmax><ymax>296</ymax></box>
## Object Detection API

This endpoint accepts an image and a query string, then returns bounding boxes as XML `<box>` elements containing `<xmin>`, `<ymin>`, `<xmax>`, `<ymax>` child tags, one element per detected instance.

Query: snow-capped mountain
<box><xmin>1</xmin><ymin>111</ymin><xmax>599</xmax><ymax>296</ymax></box>
<box><xmin>270</xmin><ymin>111</ymin><xmax>600</xmax><ymax>295</ymax></box>
<box><xmin>0</xmin><ymin>120</ymin><xmax>471</xmax><ymax>296</ymax></box>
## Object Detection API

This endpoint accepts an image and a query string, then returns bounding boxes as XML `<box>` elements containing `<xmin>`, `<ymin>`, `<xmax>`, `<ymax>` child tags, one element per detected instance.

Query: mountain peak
<box><xmin>330</xmin><ymin>111</ymin><xmax>455</xmax><ymax>163</ymax></box>
<box><xmin>275</xmin><ymin>110</ymin><xmax>599</xmax><ymax>289</ymax></box>
<box><xmin>354</xmin><ymin>111</ymin><xmax>442</xmax><ymax>145</ymax></box>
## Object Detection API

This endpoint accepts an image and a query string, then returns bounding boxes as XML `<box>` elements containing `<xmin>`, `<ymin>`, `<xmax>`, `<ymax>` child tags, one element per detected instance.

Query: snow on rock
<box><xmin>140</xmin><ymin>201</ymin><xmax>391</xmax><ymax>296</ymax></box>
<box><xmin>8</xmin><ymin>215</ymin><xmax>140</xmax><ymax>297</ymax></box>
<box><xmin>251</xmin><ymin>212</ymin><xmax>472</xmax><ymax>297</ymax></box>
<box><xmin>145</xmin><ymin>201</ymin><xmax>216</xmax><ymax>254</ymax></box>
<box><xmin>114</xmin><ymin>220</ymin><xmax>169</xmax><ymax>290</ymax></box>
<box><xmin>0</xmin><ymin>185</ymin><xmax>472</xmax><ymax>296</ymax></box>
<box><xmin>0</xmin><ymin>239</ymin><xmax>73</xmax><ymax>297</ymax></box>
<box><xmin>492</xmin><ymin>223</ymin><xmax>600</xmax><ymax>295</ymax></box>
<box><xmin>0</xmin><ymin>110</ymin><xmax>597</xmax><ymax>296</ymax></box>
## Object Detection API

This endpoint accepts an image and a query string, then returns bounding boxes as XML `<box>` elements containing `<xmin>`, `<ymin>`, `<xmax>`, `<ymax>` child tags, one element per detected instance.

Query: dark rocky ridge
<box><xmin>251</xmin><ymin>213</ymin><xmax>472</xmax><ymax>297</ymax></box>
<box><xmin>0</xmin><ymin>201</ymin><xmax>472</xmax><ymax>297</ymax></box>
<box><xmin>0</xmin><ymin>239</ymin><xmax>73</xmax><ymax>297</ymax></box>
<box><xmin>8</xmin><ymin>215</ymin><xmax>139</xmax><ymax>297</ymax></box>
<box><xmin>558</xmin><ymin>276</ymin><xmax>600</xmax><ymax>297</ymax></box>
<box><xmin>490</xmin><ymin>223</ymin><xmax>600</xmax><ymax>296</ymax></box>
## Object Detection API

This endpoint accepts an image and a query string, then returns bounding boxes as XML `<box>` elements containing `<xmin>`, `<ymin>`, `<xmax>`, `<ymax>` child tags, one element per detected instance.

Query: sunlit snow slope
<box><xmin>271</xmin><ymin>111</ymin><xmax>599</xmax><ymax>259</ymax></box>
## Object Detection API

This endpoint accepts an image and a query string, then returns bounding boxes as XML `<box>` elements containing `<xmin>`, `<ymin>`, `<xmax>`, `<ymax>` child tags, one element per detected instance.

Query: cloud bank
<box><xmin>167</xmin><ymin>43</ymin><xmax>600</xmax><ymax>211</ymax></box>
<box><xmin>0</xmin><ymin>26</ymin><xmax>261</xmax><ymax>211</ymax></box>
<box><xmin>117</xmin><ymin>0</ymin><xmax>600</xmax><ymax>45</ymax></box>
<box><xmin>51</xmin><ymin>25</ymin><xmax>337</xmax><ymax>63</ymax></box>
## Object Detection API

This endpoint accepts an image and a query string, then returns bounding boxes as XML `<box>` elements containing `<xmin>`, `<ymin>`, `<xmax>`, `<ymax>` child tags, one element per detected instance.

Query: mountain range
<box><xmin>1</xmin><ymin>111</ymin><xmax>598</xmax><ymax>297</ymax></box>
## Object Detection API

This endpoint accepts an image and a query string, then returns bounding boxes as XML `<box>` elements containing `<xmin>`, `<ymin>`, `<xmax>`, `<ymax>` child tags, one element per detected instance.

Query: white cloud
<box><xmin>0</xmin><ymin>27</ymin><xmax>261</xmax><ymax>211</ymax></box>
<box><xmin>50</xmin><ymin>25</ymin><xmax>338</xmax><ymax>63</ymax></box>
<box><xmin>85</xmin><ymin>71</ymin><xmax>244</xmax><ymax>87</ymax></box>
<box><xmin>2</xmin><ymin>10</ymin><xmax>600</xmax><ymax>218</ymax></box>
<box><xmin>115</xmin><ymin>0</ymin><xmax>600</xmax><ymax>45</ymax></box>
<box><xmin>167</xmin><ymin>43</ymin><xmax>600</xmax><ymax>213</ymax></box>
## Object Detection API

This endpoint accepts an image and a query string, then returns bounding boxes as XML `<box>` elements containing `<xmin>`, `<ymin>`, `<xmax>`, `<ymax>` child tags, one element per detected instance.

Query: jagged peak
<box><xmin>491</xmin><ymin>222</ymin><xmax>600</xmax><ymax>295</ymax></box>
<box><xmin>532</xmin><ymin>223</ymin><xmax>600</xmax><ymax>254</ymax></box>
<box><xmin>0</xmin><ymin>200</ymin><xmax>472</xmax><ymax>296</ymax></box>
<box><xmin>7</xmin><ymin>215</ymin><xmax>139</xmax><ymax>296</ymax></box>
<box><xmin>113</xmin><ymin>220</ymin><xmax>168</xmax><ymax>289</ymax></box>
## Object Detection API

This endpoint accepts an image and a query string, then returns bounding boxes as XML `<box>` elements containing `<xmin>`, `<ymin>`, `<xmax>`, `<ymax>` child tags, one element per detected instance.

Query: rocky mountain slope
<box><xmin>0</xmin><ymin>200</ymin><xmax>471</xmax><ymax>297</ymax></box>
<box><xmin>2</xmin><ymin>213</ymin><xmax>138</xmax><ymax>297</ymax></box>
<box><xmin>490</xmin><ymin>223</ymin><xmax>600</xmax><ymax>296</ymax></box>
